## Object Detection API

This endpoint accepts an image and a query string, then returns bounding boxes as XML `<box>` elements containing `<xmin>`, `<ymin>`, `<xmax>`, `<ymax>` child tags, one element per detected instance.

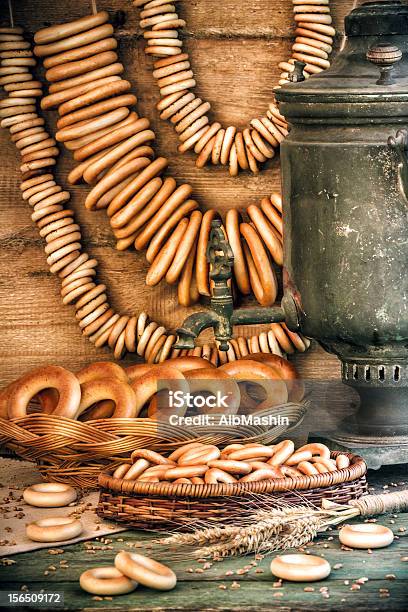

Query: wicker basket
<box><xmin>0</xmin><ymin>401</ymin><xmax>306</xmax><ymax>488</ymax></box>
<box><xmin>97</xmin><ymin>451</ymin><xmax>368</xmax><ymax>530</ymax></box>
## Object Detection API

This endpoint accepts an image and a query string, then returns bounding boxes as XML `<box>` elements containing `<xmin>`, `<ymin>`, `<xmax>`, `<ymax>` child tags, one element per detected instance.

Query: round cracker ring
<box><xmin>115</xmin><ymin>551</ymin><xmax>177</xmax><ymax>591</ymax></box>
<box><xmin>219</xmin><ymin>360</ymin><xmax>288</xmax><ymax>407</ymax></box>
<box><xmin>225</xmin><ymin>208</ymin><xmax>251</xmax><ymax>295</ymax></box>
<box><xmin>80</xmin><ymin>566</ymin><xmax>138</xmax><ymax>596</ymax></box>
<box><xmin>184</xmin><ymin>367</ymin><xmax>240</xmax><ymax>415</ymax></box>
<box><xmin>76</xmin><ymin>361</ymin><xmax>128</xmax><ymax>385</ymax></box>
<box><xmin>26</xmin><ymin>517</ymin><xmax>82</xmax><ymax>542</ymax></box>
<box><xmin>77</xmin><ymin>377</ymin><xmax>137</xmax><ymax>419</ymax></box>
<box><xmin>240</xmin><ymin>222</ymin><xmax>278</xmax><ymax>306</ymax></box>
<box><xmin>7</xmin><ymin>365</ymin><xmax>81</xmax><ymax>419</ymax></box>
<box><xmin>130</xmin><ymin>365</ymin><xmax>189</xmax><ymax>418</ymax></box>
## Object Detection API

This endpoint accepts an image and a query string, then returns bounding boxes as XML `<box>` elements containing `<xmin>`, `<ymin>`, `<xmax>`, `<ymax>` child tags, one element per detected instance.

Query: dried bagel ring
<box><xmin>34</xmin><ymin>24</ymin><xmax>114</xmax><ymax>58</ymax></box>
<box><xmin>164</xmin><ymin>465</ymin><xmax>208</xmax><ymax>480</ymax></box>
<box><xmin>7</xmin><ymin>365</ymin><xmax>81</xmax><ymax>419</ymax></box>
<box><xmin>115</xmin><ymin>552</ymin><xmax>176</xmax><ymax>591</ymax></box>
<box><xmin>34</xmin><ymin>11</ymin><xmax>109</xmax><ymax>44</ymax></box>
<box><xmin>225</xmin><ymin>209</ymin><xmax>251</xmax><ymax>295</ymax></box>
<box><xmin>339</xmin><ymin>524</ymin><xmax>394</xmax><ymax>549</ymax></box>
<box><xmin>184</xmin><ymin>368</ymin><xmax>240</xmax><ymax>415</ymax></box>
<box><xmin>178</xmin><ymin>444</ymin><xmax>221</xmax><ymax>466</ymax></box>
<box><xmin>23</xmin><ymin>482</ymin><xmax>77</xmax><ymax>507</ymax></box>
<box><xmin>165</xmin><ymin>210</ymin><xmax>202</xmax><ymax>284</ymax></box>
<box><xmin>270</xmin><ymin>554</ymin><xmax>331</xmax><ymax>582</ymax></box>
<box><xmin>241</xmin><ymin>223</ymin><xmax>277</xmax><ymax>306</ymax></box>
<box><xmin>80</xmin><ymin>567</ymin><xmax>137</xmax><ymax>596</ymax></box>
<box><xmin>268</xmin><ymin>440</ymin><xmax>295</xmax><ymax>466</ymax></box>
<box><xmin>297</xmin><ymin>442</ymin><xmax>331</xmax><ymax>460</ymax></box>
<box><xmin>76</xmin><ymin>361</ymin><xmax>128</xmax><ymax>384</ymax></box>
<box><xmin>168</xmin><ymin>442</ymin><xmax>206</xmax><ymax>462</ymax></box>
<box><xmin>227</xmin><ymin>445</ymin><xmax>275</xmax><ymax>461</ymax></box>
<box><xmin>220</xmin><ymin>360</ymin><xmax>288</xmax><ymax>406</ymax></box>
<box><xmin>177</xmin><ymin>237</ymin><xmax>199</xmax><ymax>306</ymax></box>
<box><xmin>26</xmin><ymin>517</ymin><xmax>82</xmax><ymax>542</ymax></box>
<box><xmin>140</xmin><ymin>193</ymin><xmax>196</xmax><ymax>258</ymax></box>
<box><xmin>205</xmin><ymin>468</ymin><xmax>237</xmax><ymax>484</ymax></box>
<box><xmin>77</xmin><ymin>377</ymin><xmax>136</xmax><ymax>419</ymax></box>
<box><xmin>131</xmin><ymin>449</ymin><xmax>173</xmax><ymax>466</ymax></box>
<box><xmin>194</xmin><ymin>209</ymin><xmax>220</xmax><ymax>296</ymax></box>
<box><xmin>146</xmin><ymin>218</ymin><xmax>189</xmax><ymax>286</ymax></box>
<box><xmin>240</xmin><ymin>467</ymin><xmax>283</xmax><ymax>482</ymax></box>
<box><xmin>247</xmin><ymin>205</ymin><xmax>283</xmax><ymax>265</ymax></box>
<box><xmin>130</xmin><ymin>365</ymin><xmax>188</xmax><ymax>417</ymax></box>
<box><xmin>207</xmin><ymin>459</ymin><xmax>252</xmax><ymax>475</ymax></box>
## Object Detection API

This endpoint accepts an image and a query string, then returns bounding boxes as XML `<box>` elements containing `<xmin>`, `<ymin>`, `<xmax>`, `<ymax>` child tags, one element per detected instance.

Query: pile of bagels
<box><xmin>112</xmin><ymin>440</ymin><xmax>351</xmax><ymax>485</ymax></box>
<box><xmin>0</xmin><ymin>353</ymin><xmax>302</xmax><ymax>421</ymax></box>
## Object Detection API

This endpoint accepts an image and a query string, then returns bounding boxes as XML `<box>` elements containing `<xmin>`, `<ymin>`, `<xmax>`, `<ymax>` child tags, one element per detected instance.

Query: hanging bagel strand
<box><xmin>133</xmin><ymin>0</ymin><xmax>335</xmax><ymax>175</ymax></box>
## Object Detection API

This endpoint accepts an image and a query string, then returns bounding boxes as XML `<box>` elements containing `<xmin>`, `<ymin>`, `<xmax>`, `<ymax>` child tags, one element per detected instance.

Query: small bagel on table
<box><xmin>115</xmin><ymin>551</ymin><xmax>177</xmax><ymax>591</ymax></box>
<box><xmin>26</xmin><ymin>517</ymin><xmax>82</xmax><ymax>542</ymax></box>
<box><xmin>23</xmin><ymin>482</ymin><xmax>77</xmax><ymax>507</ymax></box>
<box><xmin>80</xmin><ymin>566</ymin><xmax>138</xmax><ymax>596</ymax></box>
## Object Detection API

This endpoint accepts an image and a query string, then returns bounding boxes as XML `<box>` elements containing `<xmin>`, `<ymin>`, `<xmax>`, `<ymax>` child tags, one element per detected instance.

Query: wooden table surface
<box><xmin>0</xmin><ymin>464</ymin><xmax>407</xmax><ymax>611</ymax></box>
<box><xmin>0</xmin><ymin>0</ymin><xmax>357</xmax><ymax>387</ymax></box>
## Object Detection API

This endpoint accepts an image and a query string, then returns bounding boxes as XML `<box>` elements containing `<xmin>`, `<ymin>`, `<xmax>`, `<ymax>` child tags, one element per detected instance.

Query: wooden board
<box><xmin>0</xmin><ymin>0</ymin><xmax>357</xmax><ymax>386</ymax></box>
<box><xmin>0</xmin><ymin>464</ymin><xmax>407</xmax><ymax>611</ymax></box>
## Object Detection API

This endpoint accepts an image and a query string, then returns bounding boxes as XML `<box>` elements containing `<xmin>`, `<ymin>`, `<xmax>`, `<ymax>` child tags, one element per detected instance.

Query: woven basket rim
<box><xmin>0</xmin><ymin>400</ymin><xmax>308</xmax><ymax>452</ymax></box>
<box><xmin>98</xmin><ymin>451</ymin><xmax>367</xmax><ymax>499</ymax></box>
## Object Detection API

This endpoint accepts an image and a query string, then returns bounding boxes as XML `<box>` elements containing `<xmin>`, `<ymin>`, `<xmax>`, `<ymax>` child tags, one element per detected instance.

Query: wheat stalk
<box><xmin>154</xmin><ymin>505</ymin><xmax>357</xmax><ymax>560</ymax></box>
<box><xmin>150</xmin><ymin>491</ymin><xmax>408</xmax><ymax>561</ymax></box>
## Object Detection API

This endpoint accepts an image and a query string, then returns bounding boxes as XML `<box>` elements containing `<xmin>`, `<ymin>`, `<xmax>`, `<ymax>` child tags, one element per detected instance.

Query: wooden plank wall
<box><xmin>0</xmin><ymin>0</ymin><xmax>357</xmax><ymax>386</ymax></box>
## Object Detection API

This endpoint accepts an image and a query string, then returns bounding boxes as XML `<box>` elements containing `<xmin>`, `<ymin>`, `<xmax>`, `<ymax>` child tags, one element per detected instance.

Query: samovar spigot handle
<box><xmin>289</xmin><ymin>60</ymin><xmax>307</xmax><ymax>83</ymax></box>
<box><xmin>366</xmin><ymin>42</ymin><xmax>402</xmax><ymax>86</ymax></box>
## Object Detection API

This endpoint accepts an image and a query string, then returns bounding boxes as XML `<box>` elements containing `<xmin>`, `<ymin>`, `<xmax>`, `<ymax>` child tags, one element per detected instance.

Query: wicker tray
<box><xmin>97</xmin><ymin>451</ymin><xmax>368</xmax><ymax>530</ymax></box>
<box><xmin>0</xmin><ymin>401</ymin><xmax>306</xmax><ymax>488</ymax></box>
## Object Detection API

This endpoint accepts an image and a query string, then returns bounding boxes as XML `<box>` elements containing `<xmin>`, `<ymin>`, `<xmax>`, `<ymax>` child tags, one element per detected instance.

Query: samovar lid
<box><xmin>276</xmin><ymin>1</ymin><xmax>408</xmax><ymax>113</ymax></box>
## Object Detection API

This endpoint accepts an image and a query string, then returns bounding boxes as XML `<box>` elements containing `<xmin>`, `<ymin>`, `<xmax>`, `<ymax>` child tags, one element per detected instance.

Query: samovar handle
<box><xmin>388</xmin><ymin>128</ymin><xmax>408</xmax><ymax>205</ymax></box>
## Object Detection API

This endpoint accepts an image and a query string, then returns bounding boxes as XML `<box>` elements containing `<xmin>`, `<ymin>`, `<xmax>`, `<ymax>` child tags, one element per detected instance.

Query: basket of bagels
<box><xmin>0</xmin><ymin>354</ymin><xmax>307</xmax><ymax>487</ymax></box>
<box><xmin>96</xmin><ymin>442</ymin><xmax>367</xmax><ymax>530</ymax></box>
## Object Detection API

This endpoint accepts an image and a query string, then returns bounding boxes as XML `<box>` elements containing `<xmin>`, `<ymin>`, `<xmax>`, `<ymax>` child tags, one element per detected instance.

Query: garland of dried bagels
<box><xmin>0</xmin><ymin>0</ymin><xmax>335</xmax><ymax>362</ymax></box>
<box><xmin>135</xmin><ymin>0</ymin><xmax>335</xmax><ymax>173</ymax></box>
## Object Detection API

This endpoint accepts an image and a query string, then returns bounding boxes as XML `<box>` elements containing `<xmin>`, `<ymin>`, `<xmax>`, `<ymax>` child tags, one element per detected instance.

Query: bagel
<box><xmin>115</xmin><ymin>551</ymin><xmax>177</xmax><ymax>591</ymax></box>
<box><xmin>130</xmin><ymin>365</ymin><xmax>188</xmax><ymax>417</ymax></box>
<box><xmin>219</xmin><ymin>360</ymin><xmax>288</xmax><ymax>406</ymax></box>
<box><xmin>80</xmin><ymin>567</ymin><xmax>137</xmax><ymax>596</ymax></box>
<box><xmin>7</xmin><ymin>365</ymin><xmax>81</xmax><ymax>419</ymax></box>
<box><xmin>184</xmin><ymin>368</ymin><xmax>240</xmax><ymax>414</ymax></box>
<box><xmin>76</xmin><ymin>361</ymin><xmax>128</xmax><ymax>384</ymax></box>
<box><xmin>225</xmin><ymin>209</ymin><xmax>251</xmax><ymax>294</ymax></box>
<box><xmin>77</xmin><ymin>378</ymin><xmax>137</xmax><ymax>419</ymax></box>
<box><xmin>241</xmin><ymin>223</ymin><xmax>277</xmax><ymax>306</ymax></box>
<box><xmin>26</xmin><ymin>517</ymin><xmax>82</xmax><ymax>542</ymax></box>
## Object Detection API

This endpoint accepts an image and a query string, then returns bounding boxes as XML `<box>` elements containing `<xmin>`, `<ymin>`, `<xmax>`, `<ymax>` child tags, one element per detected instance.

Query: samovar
<box><xmin>174</xmin><ymin>1</ymin><xmax>408</xmax><ymax>464</ymax></box>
